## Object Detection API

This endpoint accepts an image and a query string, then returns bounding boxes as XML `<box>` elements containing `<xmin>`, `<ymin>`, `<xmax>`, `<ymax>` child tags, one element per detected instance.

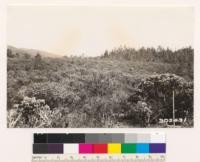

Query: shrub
<box><xmin>7</xmin><ymin>96</ymin><xmax>54</xmax><ymax>128</ymax></box>
<box><xmin>137</xmin><ymin>73</ymin><xmax>193</xmax><ymax>124</ymax></box>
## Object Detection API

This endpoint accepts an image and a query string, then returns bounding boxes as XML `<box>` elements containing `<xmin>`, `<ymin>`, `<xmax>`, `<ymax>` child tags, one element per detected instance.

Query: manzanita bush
<box><xmin>7</xmin><ymin>97</ymin><xmax>54</xmax><ymax>128</ymax></box>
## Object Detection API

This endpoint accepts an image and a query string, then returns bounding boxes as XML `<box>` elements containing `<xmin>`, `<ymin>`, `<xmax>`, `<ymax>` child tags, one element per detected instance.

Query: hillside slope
<box><xmin>7</xmin><ymin>54</ymin><xmax>193</xmax><ymax>128</ymax></box>
<box><xmin>7</xmin><ymin>45</ymin><xmax>61</xmax><ymax>58</ymax></box>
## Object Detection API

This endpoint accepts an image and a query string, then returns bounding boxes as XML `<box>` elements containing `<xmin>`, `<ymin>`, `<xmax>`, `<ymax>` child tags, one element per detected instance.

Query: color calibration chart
<box><xmin>32</xmin><ymin>133</ymin><xmax>166</xmax><ymax>162</ymax></box>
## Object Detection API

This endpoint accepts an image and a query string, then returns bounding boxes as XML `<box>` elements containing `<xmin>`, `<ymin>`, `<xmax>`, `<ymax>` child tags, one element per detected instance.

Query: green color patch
<box><xmin>121</xmin><ymin>144</ymin><xmax>136</xmax><ymax>153</ymax></box>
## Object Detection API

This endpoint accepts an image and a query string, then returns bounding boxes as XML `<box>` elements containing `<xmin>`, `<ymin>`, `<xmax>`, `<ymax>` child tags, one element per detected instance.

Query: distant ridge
<box><xmin>7</xmin><ymin>45</ymin><xmax>62</xmax><ymax>58</ymax></box>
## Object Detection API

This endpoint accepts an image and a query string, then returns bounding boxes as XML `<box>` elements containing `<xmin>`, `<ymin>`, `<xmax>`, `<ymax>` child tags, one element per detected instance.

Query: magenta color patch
<box><xmin>79</xmin><ymin>144</ymin><xmax>93</xmax><ymax>153</ymax></box>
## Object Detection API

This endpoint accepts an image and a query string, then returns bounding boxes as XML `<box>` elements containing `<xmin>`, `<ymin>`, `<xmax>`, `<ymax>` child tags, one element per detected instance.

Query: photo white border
<box><xmin>1</xmin><ymin>0</ymin><xmax>200</xmax><ymax>162</ymax></box>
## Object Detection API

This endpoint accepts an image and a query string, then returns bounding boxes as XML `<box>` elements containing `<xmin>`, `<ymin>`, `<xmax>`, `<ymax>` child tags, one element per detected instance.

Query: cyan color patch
<box><xmin>136</xmin><ymin>144</ymin><xmax>149</xmax><ymax>153</ymax></box>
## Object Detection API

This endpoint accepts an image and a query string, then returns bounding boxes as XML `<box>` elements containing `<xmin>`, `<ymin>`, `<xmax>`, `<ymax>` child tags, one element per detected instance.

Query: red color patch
<box><xmin>93</xmin><ymin>144</ymin><xmax>107</xmax><ymax>153</ymax></box>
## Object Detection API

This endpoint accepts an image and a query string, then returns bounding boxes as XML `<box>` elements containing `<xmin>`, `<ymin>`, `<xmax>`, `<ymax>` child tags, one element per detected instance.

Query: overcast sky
<box><xmin>7</xmin><ymin>6</ymin><xmax>194</xmax><ymax>56</ymax></box>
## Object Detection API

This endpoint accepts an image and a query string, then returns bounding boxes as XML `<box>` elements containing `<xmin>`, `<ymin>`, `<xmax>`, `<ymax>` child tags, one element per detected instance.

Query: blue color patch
<box><xmin>136</xmin><ymin>144</ymin><xmax>149</xmax><ymax>153</ymax></box>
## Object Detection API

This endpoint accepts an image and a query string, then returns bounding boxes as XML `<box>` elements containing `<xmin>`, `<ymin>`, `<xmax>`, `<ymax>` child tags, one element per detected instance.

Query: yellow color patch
<box><xmin>108</xmin><ymin>143</ymin><xmax>121</xmax><ymax>154</ymax></box>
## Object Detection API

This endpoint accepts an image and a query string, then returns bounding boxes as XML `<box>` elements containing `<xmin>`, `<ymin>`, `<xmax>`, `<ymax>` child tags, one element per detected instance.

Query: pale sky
<box><xmin>7</xmin><ymin>6</ymin><xmax>194</xmax><ymax>56</ymax></box>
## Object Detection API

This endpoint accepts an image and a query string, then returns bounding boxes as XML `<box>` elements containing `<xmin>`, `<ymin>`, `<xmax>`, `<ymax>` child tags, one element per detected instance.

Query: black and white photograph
<box><xmin>7</xmin><ymin>6</ymin><xmax>194</xmax><ymax>128</ymax></box>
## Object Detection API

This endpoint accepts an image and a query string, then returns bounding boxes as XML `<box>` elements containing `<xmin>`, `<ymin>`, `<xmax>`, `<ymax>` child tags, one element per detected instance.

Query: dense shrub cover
<box><xmin>137</xmin><ymin>74</ymin><xmax>193</xmax><ymax>124</ymax></box>
<box><xmin>7</xmin><ymin>97</ymin><xmax>54</xmax><ymax>128</ymax></box>
<box><xmin>7</xmin><ymin>46</ymin><xmax>193</xmax><ymax>127</ymax></box>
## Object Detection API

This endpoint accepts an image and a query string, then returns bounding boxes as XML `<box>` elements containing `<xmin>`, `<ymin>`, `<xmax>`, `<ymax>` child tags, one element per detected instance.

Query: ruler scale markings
<box><xmin>32</xmin><ymin>154</ymin><xmax>165</xmax><ymax>161</ymax></box>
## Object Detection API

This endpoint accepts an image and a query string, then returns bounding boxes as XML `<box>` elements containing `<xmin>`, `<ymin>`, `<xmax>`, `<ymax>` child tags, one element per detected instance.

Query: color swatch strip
<box><xmin>34</xmin><ymin>133</ymin><xmax>165</xmax><ymax>143</ymax></box>
<box><xmin>33</xmin><ymin>143</ymin><xmax>166</xmax><ymax>154</ymax></box>
<box><xmin>33</xmin><ymin>133</ymin><xmax>166</xmax><ymax>154</ymax></box>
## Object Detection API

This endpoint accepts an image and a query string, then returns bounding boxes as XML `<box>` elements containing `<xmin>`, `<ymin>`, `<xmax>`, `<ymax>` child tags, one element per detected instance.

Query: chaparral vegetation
<box><xmin>7</xmin><ymin>46</ymin><xmax>193</xmax><ymax>128</ymax></box>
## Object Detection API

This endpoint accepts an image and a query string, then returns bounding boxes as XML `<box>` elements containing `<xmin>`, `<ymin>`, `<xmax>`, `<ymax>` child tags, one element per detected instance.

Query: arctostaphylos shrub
<box><xmin>7</xmin><ymin>96</ymin><xmax>54</xmax><ymax>128</ymax></box>
<box><xmin>137</xmin><ymin>73</ymin><xmax>193</xmax><ymax>126</ymax></box>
